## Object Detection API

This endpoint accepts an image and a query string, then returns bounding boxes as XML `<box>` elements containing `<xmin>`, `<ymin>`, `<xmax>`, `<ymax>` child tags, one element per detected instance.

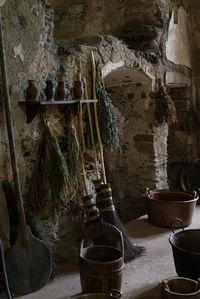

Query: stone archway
<box><xmin>103</xmin><ymin>66</ymin><xmax>168</xmax><ymax>222</ymax></box>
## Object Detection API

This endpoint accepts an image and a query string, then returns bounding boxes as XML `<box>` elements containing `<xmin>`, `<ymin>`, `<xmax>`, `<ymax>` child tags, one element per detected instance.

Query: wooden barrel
<box><xmin>79</xmin><ymin>222</ymin><xmax>124</xmax><ymax>294</ymax></box>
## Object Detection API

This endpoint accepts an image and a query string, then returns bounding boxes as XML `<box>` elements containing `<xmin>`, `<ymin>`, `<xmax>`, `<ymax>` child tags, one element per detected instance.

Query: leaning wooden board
<box><xmin>0</xmin><ymin>7</ymin><xmax>52</xmax><ymax>296</ymax></box>
<box><xmin>0</xmin><ymin>182</ymin><xmax>10</xmax><ymax>252</ymax></box>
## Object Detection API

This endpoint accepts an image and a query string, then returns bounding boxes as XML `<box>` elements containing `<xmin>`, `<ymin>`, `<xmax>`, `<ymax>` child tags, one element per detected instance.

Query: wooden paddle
<box><xmin>0</xmin><ymin>239</ymin><xmax>12</xmax><ymax>299</ymax></box>
<box><xmin>0</xmin><ymin>9</ymin><xmax>52</xmax><ymax>296</ymax></box>
<box><xmin>0</xmin><ymin>182</ymin><xmax>10</xmax><ymax>252</ymax></box>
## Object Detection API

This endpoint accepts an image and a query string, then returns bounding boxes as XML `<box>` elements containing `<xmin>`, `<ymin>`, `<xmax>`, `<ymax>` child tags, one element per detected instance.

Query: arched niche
<box><xmin>103</xmin><ymin>67</ymin><xmax>168</xmax><ymax>222</ymax></box>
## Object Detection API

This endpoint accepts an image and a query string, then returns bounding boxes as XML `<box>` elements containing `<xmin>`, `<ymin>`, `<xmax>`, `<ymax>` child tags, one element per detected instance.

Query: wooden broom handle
<box><xmin>83</xmin><ymin>77</ymin><xmax>100</xmax><ymax>180</ymax></box>
<box><xmin>79</xmin><ymin>101</ymin><xmax>89</xmax><ymax>196</ymax></box>
<box><xmin>80</xmin><ymin>151</ymin><xmax>89</xmax><ymax>196</ymax></box>
<box><xmin>91</xmin><ymin>51</ymin><xmax>107</xmax><ymax>184</ymax></box>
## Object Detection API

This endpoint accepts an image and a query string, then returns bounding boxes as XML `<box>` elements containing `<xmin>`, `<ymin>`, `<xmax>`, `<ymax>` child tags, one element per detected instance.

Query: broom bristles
<box><xmin>96</xmin><ymin>183</ymin><xmax>145</xmax><ymax>262</ymax></box>
<box><xmin>100</xmin><ymin>210</ymin><xmax>145</xmax><ymax>262</ymax></box>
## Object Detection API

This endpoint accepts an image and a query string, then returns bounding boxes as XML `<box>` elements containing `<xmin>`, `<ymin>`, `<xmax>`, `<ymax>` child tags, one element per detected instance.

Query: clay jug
<box><xmin>74</xmin><ymin>80</ymin><xmax>84</xmax><ymax>100</ymax></box>
<box><xmin>44</xmin><ymin>80</ymin><xmax>55</xmax><ymax>101</ymax></box>
<box><xmin>25</xmin><ymin>80</ymin><xmax>37</xmax><ymax>101</ymax></box>
<box><xmin>55</xmin><ymin>80</ymin><xmax>66</xmax><ymax>101</ymax></box>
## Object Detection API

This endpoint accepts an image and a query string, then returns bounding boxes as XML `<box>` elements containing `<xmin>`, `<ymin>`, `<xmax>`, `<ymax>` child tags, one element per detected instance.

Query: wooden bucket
<box><xmin>79</xmin><ymin>222</ymin><xmax>124</xmax><ymax>294</ymax></box>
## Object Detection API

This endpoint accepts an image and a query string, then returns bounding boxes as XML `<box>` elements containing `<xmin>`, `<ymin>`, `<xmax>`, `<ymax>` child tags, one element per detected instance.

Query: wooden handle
<box><xmin>83</xmin><ymin>77</ymin><xmax>100</xmax><ymax>180</ymax></box>
<box><xmin>0</xmin><ymin>13</ymin><xmax>26</xmax><ymax>228</ymax></box>
<box><xmin>78</xmin><ymin>100</ymin><xmax>89</xmax><ymax>195</ymax></box>
<box><xmin>91</xmin><ymin>51</ymin><xmax>107</xmax><ymax>184</ymax></box>
<box><xmin>80</xmin><ymin>151</ymin><xmax>89</xmax><ymax>196</ymax></box>
<box><xmin>0</xmin><ymin>1</ymin><xmax>6</xmax><ymax>8</ymax></box>
<box><xmin>79</xmin><ymin>101</ymin><xmax>86</xmax><ymax>153</ymax></box>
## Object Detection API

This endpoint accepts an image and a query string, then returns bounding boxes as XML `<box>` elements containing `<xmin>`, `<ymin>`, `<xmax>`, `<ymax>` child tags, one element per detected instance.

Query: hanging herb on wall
<box><xmin>58</xmin><ymin>116</ymin><xmax>80</xmax><ymax>184</ymax></box>
<box><xmin>96</xmin><ymin>66</ymin><xmax>120</xmax><ymax>151</ymax></box>
<box><xmin>153</xmin><ymin>79</ymin><xmax>177</xmax><ymax>126</ymax></box>
<box><xmin>28</xmin><ymin>116</ymin><xmax>70</xmax><ymax>212</ymax></box>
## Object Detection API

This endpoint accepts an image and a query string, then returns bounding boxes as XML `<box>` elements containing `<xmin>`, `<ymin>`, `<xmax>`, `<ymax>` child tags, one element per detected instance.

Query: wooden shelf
<box><xmin>18</xmin><ymin>99</ymin><xmax>97</xmax><ymax>123</ymax></box>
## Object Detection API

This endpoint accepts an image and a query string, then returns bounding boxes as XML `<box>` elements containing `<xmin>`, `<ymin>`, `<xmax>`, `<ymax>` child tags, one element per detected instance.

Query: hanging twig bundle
<box><xmin>59</xmin><ymin>119</ymin><xmax>80</xmax><ymax>184</ymax></box>
<box><xmin>29</xmin><ymin>117</ymin><xmax>70</xmax><ymax>212</ymax></box>
<box><xmin>154</xmin><ymin>79</ymin><xmax>177</xmax><ymax>126</ymax></box>
<box><xmin>96</xmin><ymin>67</ymin><xmax>120</xmax><ymax>151</ymax></box>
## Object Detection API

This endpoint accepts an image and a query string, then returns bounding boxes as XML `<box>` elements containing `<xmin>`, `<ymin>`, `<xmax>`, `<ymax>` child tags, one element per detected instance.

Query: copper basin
<box><xmin>144</xmin><ymin>189</ymin><xmax>198</xmax><ymax>228</ymax></box>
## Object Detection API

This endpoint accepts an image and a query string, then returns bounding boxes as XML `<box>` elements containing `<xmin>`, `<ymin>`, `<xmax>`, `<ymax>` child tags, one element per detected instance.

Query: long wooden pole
<box><xmin>0</xmin><ymin>12</ymin><xmax>26</xmax><ymax>230</ymax></box>
<box><xmin>91</xmin><ymin>51</ymin><xmax>107</xmax><ymax>184</ymax></box>
<box><xmin>79</xmin><ymin>100</ymin><xmax>89</xmax><ymax>196</ymax></box>
<box><xmin>83</xmin><ymin>77</ymin><xmax>100</xmax><ymax>180</ymax></box>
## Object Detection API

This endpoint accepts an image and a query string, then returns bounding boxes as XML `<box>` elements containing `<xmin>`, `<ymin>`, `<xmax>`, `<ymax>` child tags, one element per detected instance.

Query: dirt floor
<box><xmin>18</xmin><ymin>205</ymin><xmax>200</xmax><ymax>299</ymax></box>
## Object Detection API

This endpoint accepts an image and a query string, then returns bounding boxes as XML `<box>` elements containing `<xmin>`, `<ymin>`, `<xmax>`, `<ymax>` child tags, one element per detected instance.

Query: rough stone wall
<box><xmin>166</xmin><ymin>6</ymin><xmax>192</xmax><ymax>68</ymax></box>
<box><xmin>1</xmin><ymin>0</ymin><xmax>57</xmax><ymax>183</ymax></box>
<box><xmin>103</xmin><ymin>81</ymin><xmax>168</xmax><ymax>222</ymax></box>
<box><xmin>153</xmin><ymin>123</ymin><xmax>168</xmax><ymax>190</ymax></box>
<box><xmin>1</xmin><ymin>0</ymin><xmax>197</xmax><ymax>265</ymax></box>
<box><xmin>189</xmin><ymin>0</ymin><xmax>200</xmax><ymax>157</ymax></box>
<box><xmin>166</xmin><ymin>4</ymin><xmax>196</xmax><ymax>188</ymax></box>
<box><xmin>51</xmin><ymin>0</ymin><xmax>171</xmax><ymax>53</ymax></box>
<box><xmin>168</xmin><ymin>87</ymin><xmax>195</xmax><ymax>189</ymax></box>
<box><xmin>0</xmin><ymin>0</ymin><xmax>84</xmax><ymax>263</ymax></box>
<box><xmin>104</xmin><ymin>83</ymin><xmax>156</xmax><ymax>221</ymax></box>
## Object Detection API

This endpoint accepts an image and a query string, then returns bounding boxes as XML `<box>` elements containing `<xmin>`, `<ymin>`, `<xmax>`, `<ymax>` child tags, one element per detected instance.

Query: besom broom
<box><xmin>76</xmin><ymin>72</ymin><xmax>100</xmax><ymax>227</ymax></box>
<box><xmin>90</xmin><ymin>51</ymin><xmax>145</xmax><ymax>262</ymax></box>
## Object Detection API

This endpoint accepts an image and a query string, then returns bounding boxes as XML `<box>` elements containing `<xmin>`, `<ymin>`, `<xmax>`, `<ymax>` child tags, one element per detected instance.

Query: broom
<box><xmin>77</xmin><ymin>73</ymin><xmax>100</xmax><ymax>227</ymax></box>
<box><xmin>90</xmin><ymin>51</ymin><xmax>145</xmax><ymax>262</ymax></box>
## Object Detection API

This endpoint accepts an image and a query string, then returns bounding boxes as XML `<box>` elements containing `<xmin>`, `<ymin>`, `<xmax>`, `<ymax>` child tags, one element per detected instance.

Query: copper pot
<box><xmin>144</xmin><ymin>189</ymin><xmax>198</xmax><ymax>228</ymax></box>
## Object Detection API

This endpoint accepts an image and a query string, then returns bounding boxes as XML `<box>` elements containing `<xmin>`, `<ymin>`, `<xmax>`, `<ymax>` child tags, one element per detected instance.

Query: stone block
<box><xmin>176</xmin><ymin>111</ymin><xmax>188</xmax><ymax>121</ymax></box>
<box><xmin>134</xmin><ymin>134</ymin><xmax>153</xmax><ymax>142</ymax></box>
<box><xmin>134</xmin><ymin>141</ymin><xmax>154</xmax><ymax>155</ymax></box>
<box><xmin>174</xmin><ymin>99</ymin><xmax>190</xmax><ymax>111</ymax></box>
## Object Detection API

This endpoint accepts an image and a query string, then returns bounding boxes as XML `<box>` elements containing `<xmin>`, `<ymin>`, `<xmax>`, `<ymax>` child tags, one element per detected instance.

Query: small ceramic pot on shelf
<box><xmin>25</xmin><ymin>80</ymin><xmax>38</xmax><ymax>102</ymax></box>
<box><xmin>44</xmin><ymin>80</ymin><xmax>55</xmax><ymax>101</ymax></box>
<box><xmin>55</xmin><ymin>80</ymin><xmax>67</xmax><ymax>101</ymax></box>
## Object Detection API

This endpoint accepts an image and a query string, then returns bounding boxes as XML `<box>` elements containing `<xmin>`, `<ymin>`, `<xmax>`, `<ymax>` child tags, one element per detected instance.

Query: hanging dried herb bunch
<box><xmin>96</xmin><ymin>66</ymin><xmax>120</xmax><ymax>151</ymax></box>
<box><xmin>154</xmin><ymin>79</ymin><xmax>177</xmax><ymax>126</ymax></box>
<box><xmin>185</xmin><ymin>104</ymin><xmax>200</xmax><ymax>135</ymax></box>
<box><xmin>58</xmin><ymin>117</ymin><xmax>80</xmax><ymax>185</ymax></box>
<box><xmin>28</xmin><ymin>117</ymin><xmax>70</xmax><ymax>212</ymax></box>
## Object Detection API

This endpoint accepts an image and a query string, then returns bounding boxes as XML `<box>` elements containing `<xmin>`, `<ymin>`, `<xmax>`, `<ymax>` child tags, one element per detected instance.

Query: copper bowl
<box><xmin>144</xmin><ymin>189</ymin><xmax>198</xmax><ymax>228</ymax></box>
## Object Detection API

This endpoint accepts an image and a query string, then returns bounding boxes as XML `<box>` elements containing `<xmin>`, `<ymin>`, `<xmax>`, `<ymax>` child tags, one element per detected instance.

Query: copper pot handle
<box><xmin>110</xmin><ymin>289</ymin><xmax>122</xmax><ymax>298</ymax></box>
<box><xmin>141</xmin><ymin>188</ymin><xmax>150</xmax><ymax>198</ymax></box>
<box><xmin>171</xmin><ymin>218</ymin><xmax>185</xmax><ymax>233</ymax></box>
<box><xmin>193</xmin><ymin>190</ymin><xmax>197</xmax><ymax>199</ymax></box>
